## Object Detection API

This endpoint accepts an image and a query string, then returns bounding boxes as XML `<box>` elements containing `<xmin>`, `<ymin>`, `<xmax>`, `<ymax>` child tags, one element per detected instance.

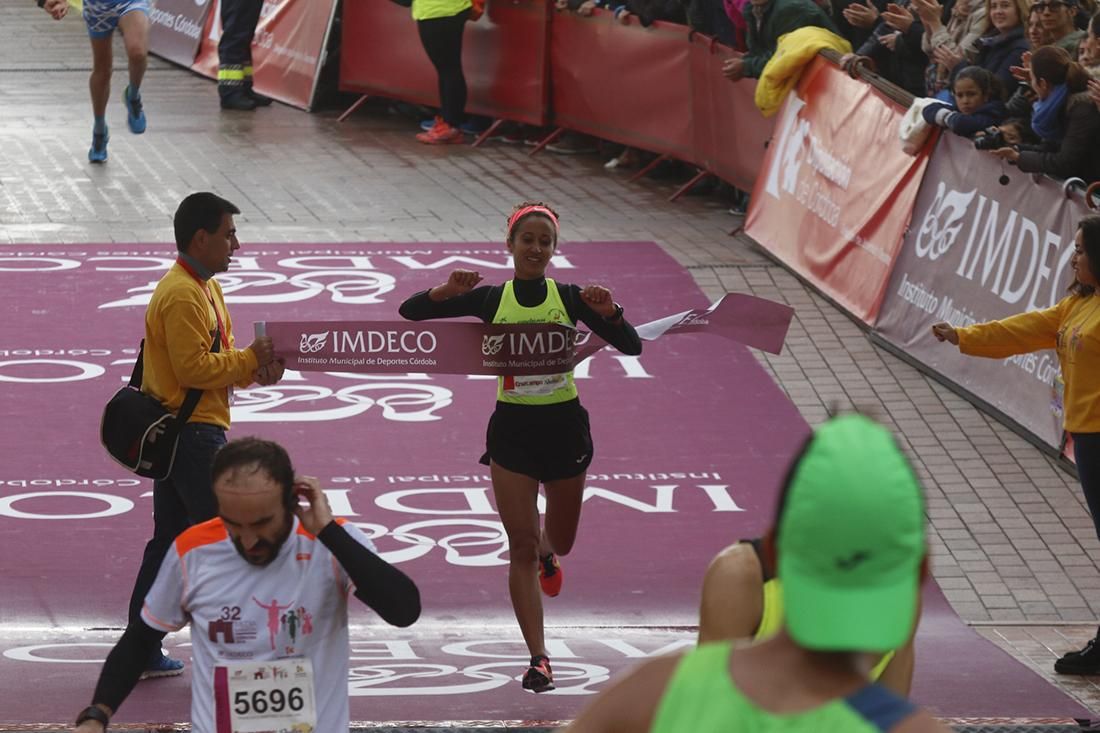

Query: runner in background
<box><xmin>696</xmin><ymin>537</ymin><xmax>917</xmax><ymax>696</ymax></box>
<box><xmin>82</xmin><ymin>0</ymin><xmax>152</xmax><ymax>162</ymax></box>
<box><xmin>932</xmin><ymin>215</ymin><xmax>1100</xmax><ymax>675</ymax></box>
<box><xmin>411</xmin><ymin>0</ymin><xmax>473</xmax><ymax>144</ymax></box>
<box><xmin>563</xmin><ymin>414</ymin><xmax>948</xmax><ymax>733</ymax></box>
<box><xmin>70</xmin><ymin>437</ymin><xmax>421</xmax><ymax>732</ymax></box>
<box><xmin>398</xmin><ymin>201</ymin><xmax>642</xmax><ymax>692</ymax></box>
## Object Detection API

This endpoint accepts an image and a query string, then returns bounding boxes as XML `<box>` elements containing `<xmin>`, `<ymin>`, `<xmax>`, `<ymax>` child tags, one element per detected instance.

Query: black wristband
<box><xmin>75</xmin><ymin>705</ymin><xmax>109</xmax><ymax>729</ymax></box>
<box><xmin>37</xmin><ymin>0</ymin><xmax>47</xmax><ymax>7</ymax></box>
<box><xmin>603</xmin><ymin>303</ymin><xmax>624</xmax><ymax>322</ymax></box>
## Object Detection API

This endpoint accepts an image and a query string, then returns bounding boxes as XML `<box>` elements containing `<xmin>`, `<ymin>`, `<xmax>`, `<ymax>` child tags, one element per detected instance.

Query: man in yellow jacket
<box><xmin>126</xmin><ymin>192</ymin><xmax>283</xmax><ymax>677</ymax></box>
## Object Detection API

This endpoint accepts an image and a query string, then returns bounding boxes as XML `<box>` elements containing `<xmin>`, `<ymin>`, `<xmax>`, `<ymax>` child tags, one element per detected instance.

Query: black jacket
<box><xmin>1017</xmin><ymin>92</ymin><xmax>1100</xmax><ymax>183</ymax></box>
<box><xmin>969</xmin><ymin>26</ymin><xmax>1029</xmax><ymax>99</ymax></box>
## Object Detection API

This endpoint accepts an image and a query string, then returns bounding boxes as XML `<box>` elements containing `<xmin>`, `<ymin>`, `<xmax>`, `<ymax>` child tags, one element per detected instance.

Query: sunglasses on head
<box><xmin>1033</xmin><ymin>1</ymin><xmax>1069</xmax><ymax>10</ymax></box>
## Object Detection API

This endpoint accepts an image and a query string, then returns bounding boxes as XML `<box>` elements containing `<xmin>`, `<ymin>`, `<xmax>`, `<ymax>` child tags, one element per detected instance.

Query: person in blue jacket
<box><xmin>923</xmin><ymin>65</ymin><xmax>1007</xmax><ymax>136</ymax></box>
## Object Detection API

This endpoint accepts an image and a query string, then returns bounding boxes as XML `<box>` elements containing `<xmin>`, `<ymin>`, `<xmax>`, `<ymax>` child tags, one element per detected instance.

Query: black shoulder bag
<box><xmin>100</xmin><ymin>332</ymin><xmax>221</xmax><ymax>479</ymax></box>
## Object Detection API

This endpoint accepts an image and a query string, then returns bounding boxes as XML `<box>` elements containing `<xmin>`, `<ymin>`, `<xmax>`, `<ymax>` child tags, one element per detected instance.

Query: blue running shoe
<box><xmin>140</xmin><ymin>650</ymin><xmax>184</xmax><ymax>679</ymax></box>
<box><xmin>88</xmin><ymin>126</ymin><xmax>109</xmax><ymax>163</ymax></box>
<box><xmin>124</xmin><ymin>86</ymin><xmax>146</xmax><ymax>134</ymax></box>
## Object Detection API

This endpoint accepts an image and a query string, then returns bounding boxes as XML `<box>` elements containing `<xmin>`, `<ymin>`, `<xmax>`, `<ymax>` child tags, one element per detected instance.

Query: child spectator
<box><xmin>922</xmin><ymin>65</ymin><xmax>1008</xmax><ymax>134</ymax></box>
<box><xmin>995</xmin><ymin>116</ymin><xmax>1038</xmax><ymax>143</ymax></box>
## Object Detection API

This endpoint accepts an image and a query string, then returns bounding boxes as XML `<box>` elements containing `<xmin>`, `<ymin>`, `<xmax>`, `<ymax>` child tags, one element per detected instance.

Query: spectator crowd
<box><xmin>543</xmin><ymin>0</ymin><xmax>1100</xmax><ymax>187</ymax></box>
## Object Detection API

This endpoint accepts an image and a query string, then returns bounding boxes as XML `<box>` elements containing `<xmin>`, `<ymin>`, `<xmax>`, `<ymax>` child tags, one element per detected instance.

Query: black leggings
<box><xmin>1073</xmin><ymin>432</ymin><xmax>1100</xmax><ymax>541</ymax></box>
<box><xmin>417</xmin><ymin>9</ymin><xmax>470</xmax><ymax>128</ymax></box>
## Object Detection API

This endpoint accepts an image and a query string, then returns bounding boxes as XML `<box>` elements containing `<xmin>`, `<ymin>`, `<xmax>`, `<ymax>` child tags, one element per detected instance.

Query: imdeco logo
<box><xmin>914</xmin><ymin>183</ymin><xmax>977</xmax><ymax>262</ymax></box>
<box><xmin>482</xmin><ymin>335</ymin><xmax>505</xmax><ymax>356</ymax></box>
<box><xmin>300</xmin><ymin>332</ymin><xmax>329</xmax><ymax>354</ymax></box>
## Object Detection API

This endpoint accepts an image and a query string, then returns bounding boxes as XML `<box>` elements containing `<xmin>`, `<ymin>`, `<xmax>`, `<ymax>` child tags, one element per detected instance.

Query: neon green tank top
<box><xmin>492</xmin><ymin>279</ymin><xmax>578</xmax><ymax>405</ymax></box>
<box><xmin>411</xmin><ymin>0</ymin><xmax>471</xmax><ymax>21</ymax></box>
<box><xmin>651</xmin><ymin>642</ymin><xmax>909</xmax><ymax>733</ymax></box>
<box><xmin>756</xmin><ymin>578</ymin><xmax>894</xmax><ymax>680</ymax></box>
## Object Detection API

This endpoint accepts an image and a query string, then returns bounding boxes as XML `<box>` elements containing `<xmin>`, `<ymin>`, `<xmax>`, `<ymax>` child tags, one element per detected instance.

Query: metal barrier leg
<box><xmin>528</xmin><ymin>127</ymin><xmax>565</xmax><ymax>156</ymax></box>
<box><xmin>337</xmin><ymin>94</ymin><xmax>370</xmax><ymax>123</ymax></box>
<box><xmin>472</xmin><ymin>119</ymin><xmax>506</xmax><ymax>148</ymax></box>
<box><xmin>628</xmin><ymin>153</ymin><xmax>669</xmax><ymax>183</ymax></box>
<box><xmin>669</xmin><ymin>170</ymin><xmax>711</xmax><ymax>202</ymax></box>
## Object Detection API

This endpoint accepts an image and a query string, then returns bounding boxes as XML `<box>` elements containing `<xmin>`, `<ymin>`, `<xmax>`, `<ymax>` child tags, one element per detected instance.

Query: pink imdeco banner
<box><xmin>873</xmin><ymin>132</ymin><xmax>1089</xmax><ymax>449</ymax></box>
<box><xmin>262</xmin><ymin>293</ymin><xmax>795</xmax><ymax>376</ymax></box>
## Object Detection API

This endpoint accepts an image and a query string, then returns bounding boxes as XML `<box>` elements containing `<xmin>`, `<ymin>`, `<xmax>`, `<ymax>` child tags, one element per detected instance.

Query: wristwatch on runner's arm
<box><xmin>75</xmin><ymin>705</ymin><xmax>110</xmax><ymax>729</ymax></box>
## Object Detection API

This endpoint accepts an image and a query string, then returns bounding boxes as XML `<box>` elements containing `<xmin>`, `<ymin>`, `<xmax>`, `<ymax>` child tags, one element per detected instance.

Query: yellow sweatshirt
<box><xmin>957</xmin><ymin>293</ymin><xmax>1100</xmax><ymax>433</ymax></box>
<box><xmin>143</xmin><ymin>263</ymin><xmax>258</xmax><ymax>430</ymax></box>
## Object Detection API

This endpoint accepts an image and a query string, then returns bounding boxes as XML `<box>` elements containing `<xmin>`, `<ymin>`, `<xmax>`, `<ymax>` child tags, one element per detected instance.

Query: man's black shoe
<box><xmin>248</xmin><ymin>90</ymin><xmax>273</xmax><ymax>107</ymax></box>
<box><xmin>220</xmin><ymin>92</ymin><xmax>257</xmax><ymax>111</ymax></box>
<box><xmin>1055</xmin><ymin>634</ymin><xmax>1100</xmax><ymax>675</ymax></box>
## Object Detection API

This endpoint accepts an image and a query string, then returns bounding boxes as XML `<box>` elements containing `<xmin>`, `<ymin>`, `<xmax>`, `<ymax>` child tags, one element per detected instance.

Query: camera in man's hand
<box><xmin>973</xmin><ymin>127</ymin><xmax>1006</xmax><ymax>151</ymax></box>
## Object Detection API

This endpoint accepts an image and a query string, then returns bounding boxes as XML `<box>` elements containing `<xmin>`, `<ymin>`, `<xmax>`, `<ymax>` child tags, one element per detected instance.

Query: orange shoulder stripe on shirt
<box><xmin>295</xmin><ymin>517</ymin><xmax>348</xmax><ymax>541</ymax></box>
<box><xmin>175</xmin><ymin>518</ymin><xmax>228</xmax><ymax>558</ymax></box>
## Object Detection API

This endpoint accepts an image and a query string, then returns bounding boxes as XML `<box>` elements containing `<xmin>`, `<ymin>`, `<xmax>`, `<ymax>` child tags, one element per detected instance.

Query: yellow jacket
<box><xmin>755</xmin><ymin>27</ymin><xmax>851</xmax><ymax>117</ymax></box>
<box><xmin>958</xmin><ymin>293</ymin><xmax>1100</xmax><ymax>433</ymax></box>
<box><xmin>143</xmin><ymin>263</ymin><xmax>258</xmax><ymax>430</ymax></box>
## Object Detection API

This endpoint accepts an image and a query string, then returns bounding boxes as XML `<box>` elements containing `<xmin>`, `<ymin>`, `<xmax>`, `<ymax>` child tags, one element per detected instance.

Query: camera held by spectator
<box><xmin>973</xmin><ymin>125</ymin><xmax>1007</xmax><ymax>148</ymax></box>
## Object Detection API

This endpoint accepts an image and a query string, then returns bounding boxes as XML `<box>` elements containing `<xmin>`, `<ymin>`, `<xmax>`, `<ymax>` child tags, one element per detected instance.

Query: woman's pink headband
<box><xmin>507</xmin><ymin>205</ymin><xmax>559</xmax><ymax>234</ymax></box>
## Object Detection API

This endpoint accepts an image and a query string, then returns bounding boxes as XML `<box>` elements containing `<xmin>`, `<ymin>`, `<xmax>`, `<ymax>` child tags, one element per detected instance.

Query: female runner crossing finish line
<box><xmin>399</xmin><ymin>201</ymin><xmax>643</xmax><ymax>693</ymax></box>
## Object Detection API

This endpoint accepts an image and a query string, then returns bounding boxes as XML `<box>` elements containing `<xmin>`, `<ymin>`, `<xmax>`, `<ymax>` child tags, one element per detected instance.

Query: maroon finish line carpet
<box><xmin>0</xmin><ymin>241</ymin><xmax>1090</xmax><ymax>724</ymax></box>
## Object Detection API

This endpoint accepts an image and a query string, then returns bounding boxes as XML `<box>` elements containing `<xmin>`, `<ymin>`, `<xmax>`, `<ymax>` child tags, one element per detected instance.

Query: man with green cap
<box><xmin>563</xmin><ymin>414</ymin><xmax>948</xmax><ymax>733</ymax></box>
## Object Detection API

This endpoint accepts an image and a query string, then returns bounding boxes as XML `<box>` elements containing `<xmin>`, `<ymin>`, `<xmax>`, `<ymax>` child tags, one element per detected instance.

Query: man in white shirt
<box><xmin>72</xmin><ymin>437</ymin><xmax>421</xmax><ymax>732</ymax></box>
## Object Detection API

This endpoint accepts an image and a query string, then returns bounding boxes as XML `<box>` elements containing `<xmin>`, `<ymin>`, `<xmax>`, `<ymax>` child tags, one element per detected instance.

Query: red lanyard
<box><xmin>176</xmin><ymin>257</ymin><xmax>231</xmax><ymax>350</ymax></box>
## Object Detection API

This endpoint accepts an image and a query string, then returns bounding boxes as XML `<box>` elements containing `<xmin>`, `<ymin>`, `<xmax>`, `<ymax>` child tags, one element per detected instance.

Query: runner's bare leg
<box><xmin>89</xmin><ymin>35</ymin><xmax>112</xmax><ymax>117</ymax></box>
<box><xmin>491</xmin><ymin>461</ymin><xmax>545</xmax><ymax>657</ymax></box>
<box><xmin>542</xmin><ymin>473</ymin><xmax>585</xmax><ymax>557</ymax></box>
<box><xmin>118</xmin><ymin>11</ymin><xmax>149</xmax><ymax>91</ymax></box>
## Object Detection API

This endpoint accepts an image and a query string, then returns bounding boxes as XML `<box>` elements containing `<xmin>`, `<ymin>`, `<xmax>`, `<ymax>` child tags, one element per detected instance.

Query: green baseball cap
<box><xmin>777</xmin><ymin>414</ymin><xmax>926</xmax><ymax>653</ymax></box>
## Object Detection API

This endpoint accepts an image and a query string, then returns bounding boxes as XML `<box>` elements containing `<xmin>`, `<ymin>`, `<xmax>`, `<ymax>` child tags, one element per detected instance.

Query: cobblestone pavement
<box><xmin>4</xmin><ymin>1</ymin><xmax>1100</xmax><ymax>717</ymax></box>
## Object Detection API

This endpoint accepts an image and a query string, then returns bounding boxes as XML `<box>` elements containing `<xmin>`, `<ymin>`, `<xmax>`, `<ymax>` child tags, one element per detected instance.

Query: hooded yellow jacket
<box><xmin>755</xmin><ymin>27</ymin><xmax>851</xmax><ymax>117</ymax></box>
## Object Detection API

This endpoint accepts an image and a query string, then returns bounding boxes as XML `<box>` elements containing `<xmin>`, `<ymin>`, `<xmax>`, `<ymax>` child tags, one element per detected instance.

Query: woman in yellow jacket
<box><xmin>412</xmin><ymin>0</ymin><xmax>473</xmax><ymax>144</ymax></box>
<box><xmin>933</xmin><ymin>215</ymin><xmax>1100</xmax><ymax>675</ymax></box>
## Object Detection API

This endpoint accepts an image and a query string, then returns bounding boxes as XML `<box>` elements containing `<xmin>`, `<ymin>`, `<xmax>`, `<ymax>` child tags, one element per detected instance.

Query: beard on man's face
<box><xmin>232</xmin><ymin>516</ymin><xmax>293</xmax><ymax>566</ymax></box>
